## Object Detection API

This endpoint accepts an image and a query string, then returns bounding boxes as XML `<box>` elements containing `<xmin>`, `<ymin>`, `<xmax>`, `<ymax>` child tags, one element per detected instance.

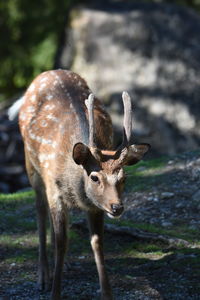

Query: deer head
<box><xmin>73</xmin><ymin>92</ymin><xmax>150</xmax><ymax>218</ymax></box>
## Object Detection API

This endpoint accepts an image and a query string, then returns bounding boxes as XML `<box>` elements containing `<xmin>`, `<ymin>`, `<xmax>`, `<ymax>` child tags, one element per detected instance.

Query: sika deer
<box><xmin>8</xmin><ymin>69</ymin><xmax>150</xmax><ymax>300</ymax></box>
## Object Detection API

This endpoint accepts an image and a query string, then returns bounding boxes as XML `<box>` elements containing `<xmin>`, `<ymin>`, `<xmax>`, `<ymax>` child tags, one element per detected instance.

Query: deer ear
<box><xmin>72</xmin><ymin>143</ymin><xmax>90</xmax><ymax>165</ymax></box>
<box><xmin>124</xmin><ymin>144</ymin><xmax>150</xmax><ymax>166</ymax></box>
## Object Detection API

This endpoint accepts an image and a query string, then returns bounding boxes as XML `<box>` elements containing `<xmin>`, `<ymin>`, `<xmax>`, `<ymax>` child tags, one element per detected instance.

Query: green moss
<box><xmin>0</xmin><ymin>190</ymin><xmax>34</xmax><ymax>205</ymax></box>
<box><xmin>107</xmin><ymin>218</ymin><xmax>199</xmax><ymax>244</ymax></box>
<box><xmin>69</xmin><ymin>229</ymin><xmax>90</xmax><ymax>255</ymax></box>
<box><xmin>125</xmin><ymin>157</ymin><xmax>168</xmax><ymax>192</ymax></box>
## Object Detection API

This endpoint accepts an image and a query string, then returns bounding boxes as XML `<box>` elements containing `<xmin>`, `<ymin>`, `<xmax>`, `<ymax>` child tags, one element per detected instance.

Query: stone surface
<box><xmin>0</xmin><ymin>110</ymin><xmax>28</xmax><ymax>193</ymax></box>
<box><xmin>57</xmin><ymin>1</ymin><xmax>200</xmax><ymax>155</ymax></box>
<box><xmin>123</xmin><ymin>151</ymin><xmax>200</xmax><ymax>229</ymax></box>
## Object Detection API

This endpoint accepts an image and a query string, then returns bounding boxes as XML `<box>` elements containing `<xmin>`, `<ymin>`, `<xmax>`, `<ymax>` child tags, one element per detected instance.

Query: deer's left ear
<box><xmin>124</xmin><ymin>144</ymin><xmax>150</xmax><ymax>166</ymax></box>
<box><xmin>72</xmin><ymin>143</ymin><xmax>91</xmax><ymax>165</ymax></box>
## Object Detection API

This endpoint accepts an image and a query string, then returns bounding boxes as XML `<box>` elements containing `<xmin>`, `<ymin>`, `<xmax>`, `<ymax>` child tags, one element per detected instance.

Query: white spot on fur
<box><xmin>26</xmin><ymin>144</ymin><xmax>32</xmax><ymax>152</ymax></box>
<box><xmin>39</xmin><ymin>83</ymin><xmax>47</xmax><ymax>92</ymax></box>
<box><xmin>54</xmin><ymin>73</ymin><xmax>65</xmax><ymax>89</ymax></box>
<box><xmin>39</xmin><ymin>154</ymin><xmax>47</xmax><ymax>163</ymax></box>
<box><xmin>30</xmin><ymin>94</ymin><xmax>36</xmax><ymax>102</ymax></box>
<box><xmin>40</xmin><ymin>77</ymin><xmax>48</xmax><ymax>83</ymax></box>
<box><xmin>47</xmin><ymin>170</ymin><xmax>52</xmax><ymax>176</ymax></box>
<box><xmin>41</xmin><ymin>120</ymin><xmax>48</xmax><ymax>127</ymax></box>
<box><xmin>44</xmin><ymin>162</ymin><xmax>49</xmax><ymax>168</ymax></box>
<box><xmin>26</xmin><ymin>143</ymin><xmax>36</xmax><ymax>157</ymax></box>
<box><xmin>106</xmin><ymin>174</ymin><xmax>118</xmax><ymax>185</ymax></box>
<box><xmin>30</xmin><ymin>119</ymin><xmax>36</xmax><ymax>125</ymax></box>
<box><xmin>29</xmin><ymin>84</ymin><xmax>35</xmax><ymax>92</ymax></box>
<box><xmin>46</xmin><ymin>114</ymin><xmax>59</xmax><ymax>122</ymax></box>
<box><xmin>39</xmin><ymin>153</ymin><xmax>56</xmax><ymax>163</ymax></box>
<box><xmin>20</xmin><ymin>112</ymin><xmax>27</xmax><ymax>121</ymax></box>
<box><xmin>27</xmin><ymin>106</ymin><xmax>35</xmax><ymax>113</ymax></box>
<box><xmin>48</xmin><ymin>153</ymin><xmax>56</xmax><ymax>159</ymax></box>
<box><xmin>30</xmin><ymin>131</ymin><xmax>36</xmax><ymax>140</ymax></box>
<box><xmin>53</xmin><ymin>80</ymin><xmax>59</xmax><ymax>86</ymax></box>
<box><xmin>67</xmin><ymin>92</ymin><xmax>72</xmax><ymax>101</ymax></box>
<box><xmin>46</xmin><ymin>94</ymin><xmax>53</xmax><ymax>101</ymax></box>
<box><xmin>45</xmin><ymin>104</ymin><xmax>55</xmax><ymax>110</ymax></box>
<box><xmin>42</xmin><ymin>138</ymin><xmax>52</xmax><ymax>145</ymax></box>
<box><xmin>36</xmin><ymin>136</ymin><xmax>43</xmax><ymax>143</ymax></box>
<box><xmin>52</xmin><ymin>141</ymin><xmax>57</xmax><ymax>149</ymax></box>
<box><xmin>50</xmin><ymin>71</ymin><xmax>56</xmax><ymax>76</ymax></box>
<box><xmin>59</xmin><ymin>124</ymin><xmax>65</xmax><ymax>135</ymax></box>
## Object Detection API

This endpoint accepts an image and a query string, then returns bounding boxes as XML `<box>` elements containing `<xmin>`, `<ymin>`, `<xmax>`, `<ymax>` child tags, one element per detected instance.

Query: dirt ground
<box><xmin>0</xmin><ymin>229</ymin><xmax>199</xmax><ymax>300</ymax></box>
<box><xmin>0</xmin><ymin>151</ymin><xmax>200</xmax><ymax>300</ymax></box>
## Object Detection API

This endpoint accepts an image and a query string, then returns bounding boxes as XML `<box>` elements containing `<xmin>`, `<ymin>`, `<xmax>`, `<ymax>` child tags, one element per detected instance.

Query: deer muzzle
<box><xmin>106</xmin><ymin>203</ymin><xmax>124</xmax><ymax>219</ymax></box>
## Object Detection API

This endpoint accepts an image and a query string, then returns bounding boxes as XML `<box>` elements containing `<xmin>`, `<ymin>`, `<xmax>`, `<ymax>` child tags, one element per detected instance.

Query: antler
<box><xmin>112</xmin><ymin>91</ymin><xmax>133</xmax><ymax>167</ymax></box>
<box><xmin>85</xmin><ymin>93</ymin><xmax>95</xmax><ymax>148</ymax></box>
<box><xmin>122</xmin><ymin>91</ymin><xmax>132</xmax><ymax>147</ymax></box>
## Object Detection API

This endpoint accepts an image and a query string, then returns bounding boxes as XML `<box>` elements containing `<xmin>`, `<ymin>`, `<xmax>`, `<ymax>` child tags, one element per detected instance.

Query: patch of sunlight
<box><xmin>126</xmin><ymin>248</ymin><xmax>172</xmax><ymax>260</ymax></box>
<box><xmin>0</xmin><ymin>233</ymin><xmax>38</xmax><ymax>246</ymax></box>
<box><xmin>0</xmin><ymin>190</ymin><xmax>34</xmax><ymax>203</ymax></box>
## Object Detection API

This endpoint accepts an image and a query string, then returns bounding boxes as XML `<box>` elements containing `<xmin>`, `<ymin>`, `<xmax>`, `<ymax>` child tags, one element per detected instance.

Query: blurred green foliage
<box><xmin>150</xmin><ymin>0</ymin><xmax>200</xmax><ymax>7</ymax></box>
<box><xmin>0</xmin><ymin>0</ymin><xmax>200</xmax><ymax>102</ymax></box>
<box><xmin>169</xmin><ymin>0</ymin><xmax>200</xmax><ymax>7</ymax></box>
<box><xmin>0</xmin><ymin>0</ymin><xmax>77</xmax><ymax>101</ymax></box>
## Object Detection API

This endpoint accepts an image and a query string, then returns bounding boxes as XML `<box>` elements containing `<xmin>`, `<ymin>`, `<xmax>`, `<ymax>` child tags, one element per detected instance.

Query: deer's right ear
<box><xmin>72</xmin><ymin>143</ymin><xmax>90</xmax><ymax>165</ymax></box>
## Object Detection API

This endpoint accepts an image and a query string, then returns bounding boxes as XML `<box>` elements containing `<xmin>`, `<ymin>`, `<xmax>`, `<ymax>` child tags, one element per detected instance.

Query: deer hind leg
<box><xmin>24</xmin><ymin>151</ymin><xmax>50</xmax><ymax>290</ymax></box>
<box><xmin>49</xmin><ymin>212</ymin><xmax>55</xmax><ymax>257</ymax></box>
<box><xmin>35</xmin><ymin>186</ymin><xmax>51</xmax><ymax>290</ymax></box>
<box><xmin>87</xmin><ymin>210</ymin><xmax>113</xmax><ymax>300</ymax></box>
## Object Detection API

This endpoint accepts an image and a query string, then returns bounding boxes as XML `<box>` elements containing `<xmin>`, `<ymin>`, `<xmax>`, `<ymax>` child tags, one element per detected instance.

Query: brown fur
<box><xmin>17</xmin><ymin>69</ymin><xmax>150</xmax><ymax>300</ymax></box>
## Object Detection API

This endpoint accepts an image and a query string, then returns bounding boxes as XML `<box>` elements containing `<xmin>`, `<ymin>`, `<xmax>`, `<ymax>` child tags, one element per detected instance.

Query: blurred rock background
<box><xmin>1</xmin><ymin>0</ymin><xmax>200</xmax><ymax>192</ymax></box>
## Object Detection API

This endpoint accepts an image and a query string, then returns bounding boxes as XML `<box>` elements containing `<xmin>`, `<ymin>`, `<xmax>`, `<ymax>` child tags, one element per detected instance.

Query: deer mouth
<box><xmin>106</xmin><ymin>209</ymin><xmax>124</xmax><ymax>219</ymax></box>
<box><xmin>106</xmin><ymin>212</ymin><xmax>122</xmax><ymax>219</ymax></box>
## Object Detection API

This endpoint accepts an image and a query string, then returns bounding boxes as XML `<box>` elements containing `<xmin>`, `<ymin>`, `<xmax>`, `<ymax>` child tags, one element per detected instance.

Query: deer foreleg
<box><xmin>25</xmin><ymin>151</ymin><xmax>50</xmax><ymax>291</ymax></box>
<box><xmin>87</xmin><ymin>210</ymin><xmax>113</xmax><ymax>300</ymax></box>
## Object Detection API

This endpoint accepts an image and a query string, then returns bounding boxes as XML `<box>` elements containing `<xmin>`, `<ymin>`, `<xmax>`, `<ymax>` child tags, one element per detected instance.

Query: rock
<box><xmin>0</xmin><ymin>110</ymin><xmax>29</xmax><ymax>193</ymax></box>
<box><xmin>57</xmin><ymin>1</ymin><xmax>200</xmax><ymax>155</ymax></box>
<box><xmin>175</xmin><ymin>202</ymin><xmax>185</xmax><ymax>209</ymax></box>
<box><xmin>192</xmin><ymin>190</ymin><xmax>200</xmax><ymax>202</ymax></box>
<box><xmin>161</xmin><ymin>221</ymin><xmax>173</xmax><ymax>227</ymax></box>
<box><xmin>161</xmin><ymin>192</ymin><xmax>175</xmax><ymax>199</ymax></box>
<box><xmin>136</xmin><ymin>166</ymin><xmax>147</xmax><ymax>172</ymax></box>
<box><xmin>0</xmin><ymin>182</ymin><xmax>10</xmax><ymax>193</ymax></box>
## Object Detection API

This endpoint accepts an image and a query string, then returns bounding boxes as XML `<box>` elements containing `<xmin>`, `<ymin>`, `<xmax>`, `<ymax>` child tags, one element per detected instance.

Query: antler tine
<box><xmin>122</xmin><ymin>91</ymin><xmax>132</xmax><ymax>147</ymax></box>
<box><xmin>85</xmin><ymin>93</ymin><xmax>95</xmax><ymax>148</ymax></box>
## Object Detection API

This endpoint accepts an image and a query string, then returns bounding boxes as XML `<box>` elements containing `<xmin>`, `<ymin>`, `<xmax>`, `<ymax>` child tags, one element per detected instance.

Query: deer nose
<box><xmin>111</xmin><ymin>204</ymin><xmax>124</xmax><ymax>216</ymax></box>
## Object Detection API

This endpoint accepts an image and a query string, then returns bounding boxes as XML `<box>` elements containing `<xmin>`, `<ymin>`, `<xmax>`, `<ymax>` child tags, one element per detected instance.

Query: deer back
<box><xmin>19</xmin><ymin>70</ymin><xmax>113</xmax><ymax>178</ymax></box>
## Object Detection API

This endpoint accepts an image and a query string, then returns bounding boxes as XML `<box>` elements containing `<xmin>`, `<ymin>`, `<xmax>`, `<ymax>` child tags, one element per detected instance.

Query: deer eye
<box><xmin>91</xmin><ymin>175</ymin><xmax>99</xmax><ymax>183</ymax></box>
